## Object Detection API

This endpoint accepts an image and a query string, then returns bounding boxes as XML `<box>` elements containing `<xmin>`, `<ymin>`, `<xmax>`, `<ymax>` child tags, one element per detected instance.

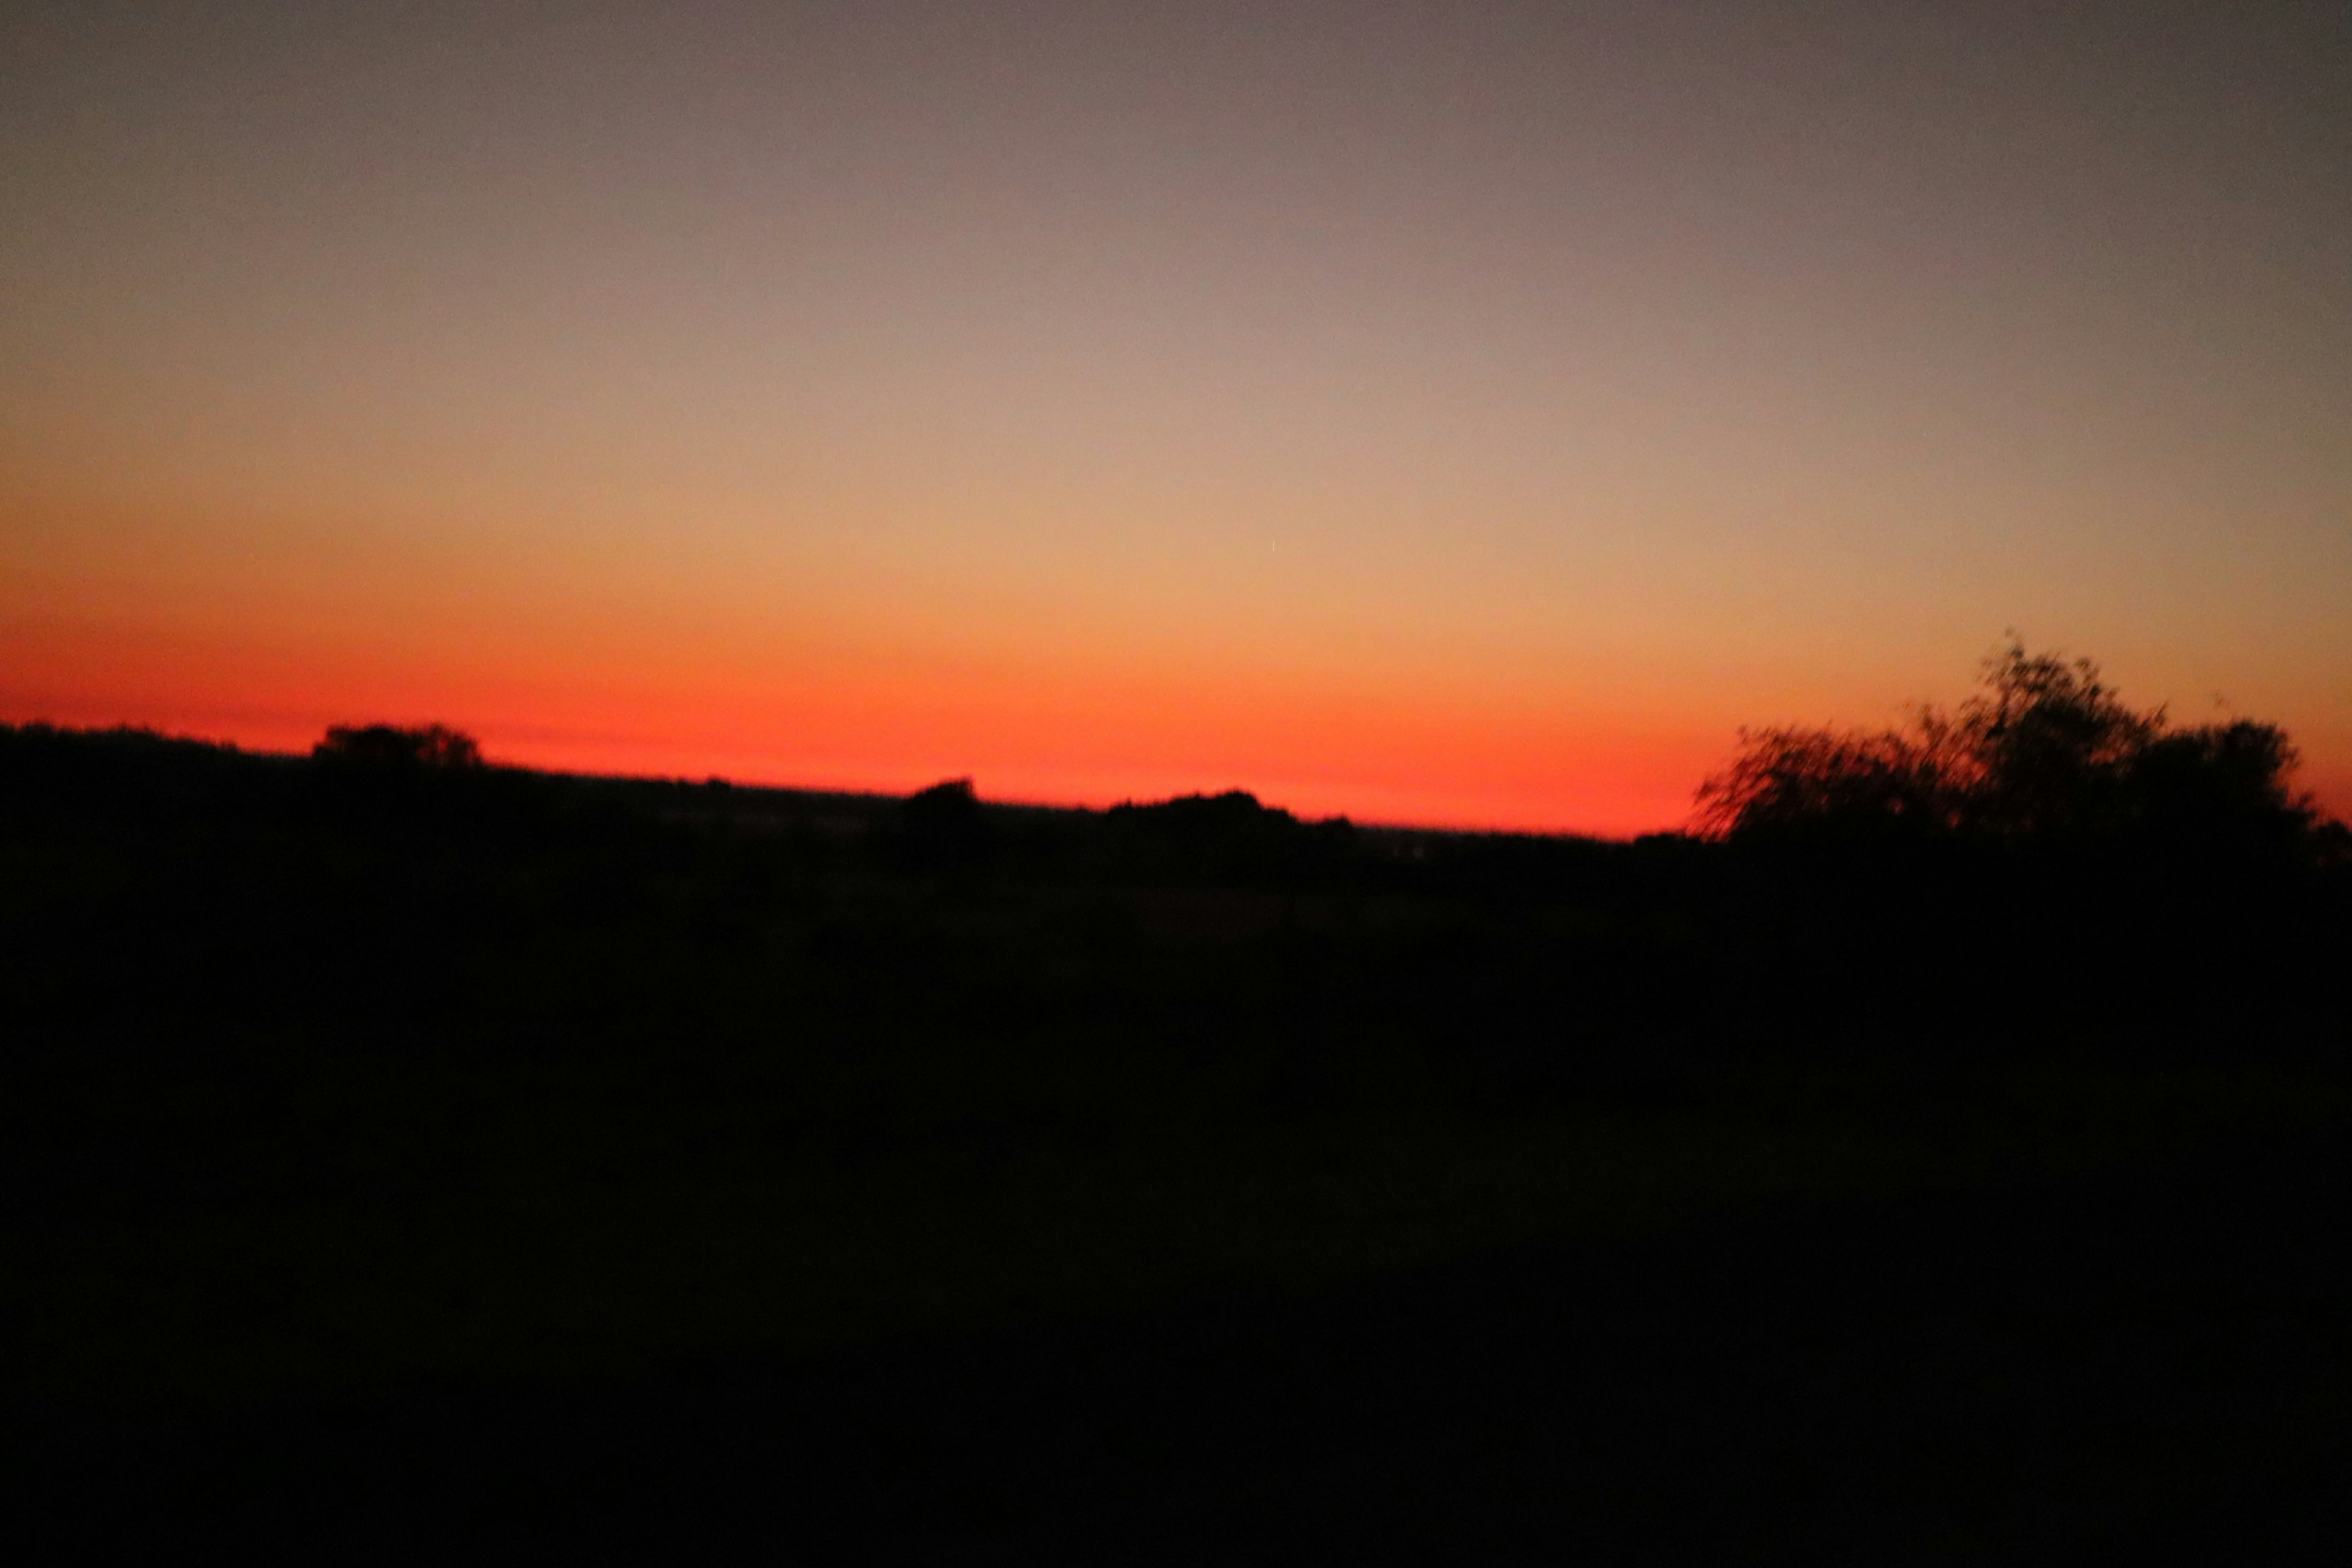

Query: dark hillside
<box><xmin>4</xmin><ymin>719</ymin><xmax>2348</xmax><ymax>1559</ymax></box>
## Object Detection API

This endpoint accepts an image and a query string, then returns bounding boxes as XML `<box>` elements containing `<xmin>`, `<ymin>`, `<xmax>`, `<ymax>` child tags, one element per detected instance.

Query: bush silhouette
<box><xmin>313</xmin><ymin>724</ymin><xmax>484</xmax><ymax>772</ymax></box>
<box><xmin>1102</xmin><ymin>790</ymin><xmax>1357</xmax><ymax>881</ymax></box>
<box><xmin>898</xmin><ymin>777</ymin><xmax>990</xmax><ymax>867</ymax></box>
<box><xmin>1695</xmin><ymin>641</ymin><xmax>2322</xmax><ymax>853</ymax></box>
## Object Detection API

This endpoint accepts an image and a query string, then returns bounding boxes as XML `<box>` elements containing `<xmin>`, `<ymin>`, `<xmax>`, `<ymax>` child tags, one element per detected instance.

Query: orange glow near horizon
<box><xmin>7</xmin><ymin>600</ymin><xmax>2346</xmax><ymax>837</ymax></box>
<box><xmin>0</xmin><ymin>603</ymin><xmax>1725</xmax><ymax>834</ymax></box>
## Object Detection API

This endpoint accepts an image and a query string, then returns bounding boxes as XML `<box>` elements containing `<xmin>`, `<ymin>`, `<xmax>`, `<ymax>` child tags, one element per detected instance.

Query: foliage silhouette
<box><xmin>1695</xmin><ymin>641</ymin><xmax>2323</xmax><ymax>854</ymax></box>
<box><xmin>313</xmin><ymin>722</ymin><xmax>483</xmax><ymax>771</ymax></box>
<box><xmin>1098</xmin><ymin>789</ymin><xmax>1358</xmax><ymax>882</ymax></box>
<box><xmin>894</xmin><ymin>776</ymin><xmax>991</xmax><ymax>869</ymax></box>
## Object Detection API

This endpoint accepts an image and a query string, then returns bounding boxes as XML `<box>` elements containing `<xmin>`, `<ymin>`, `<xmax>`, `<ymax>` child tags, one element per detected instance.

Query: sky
<box><xmin>4</xmin><ymin>1</ymin><xmax>2347</xmax><ymax>831</ymax></box>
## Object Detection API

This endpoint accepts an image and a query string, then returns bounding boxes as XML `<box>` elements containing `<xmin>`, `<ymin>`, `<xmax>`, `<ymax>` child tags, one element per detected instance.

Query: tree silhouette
<box><xmin>313</xmin><ymin>723</ymin><xmax>483</xmax><ymax>771</ymax></box>
<box><xmin>1695</xmin><ymin>642</ymin><xmax>2320</xmax><ymax>851</ymax></box>
<box><xmin>897</xmin><ymin>777</ymin><xmax>990</xmax><ymax>867</ymax></box>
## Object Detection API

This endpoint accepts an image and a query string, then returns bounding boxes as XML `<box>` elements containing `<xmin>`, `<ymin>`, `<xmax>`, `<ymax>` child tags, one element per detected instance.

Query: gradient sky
<box><xmin>5</xmin><ymin>1</ymin><xmax>2347</xmax><ymax>830</ymax></box>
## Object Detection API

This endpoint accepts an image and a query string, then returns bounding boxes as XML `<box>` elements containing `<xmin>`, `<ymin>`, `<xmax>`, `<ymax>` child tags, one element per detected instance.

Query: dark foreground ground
<box><xmin>22</xmin><ymin>1123</ymin><xmax>2352</xmax><ymax>1564</ymax></box>
<box><xmin>6</xmin><ymin>725</ymin><xmax>2349</xmax><ymax>1561</ymax></box>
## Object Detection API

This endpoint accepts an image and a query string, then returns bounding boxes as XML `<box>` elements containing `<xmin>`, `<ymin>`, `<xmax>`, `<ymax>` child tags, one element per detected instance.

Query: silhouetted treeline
<box><xmin>4</xmin><ymin>708</ymin><xmax>2343</xmax><ymax>1133</ymax></box>
<box><xmin>1696</xmin><ymin>641</ymin><xmax>2339</xmax><ymax>859</ymax></box>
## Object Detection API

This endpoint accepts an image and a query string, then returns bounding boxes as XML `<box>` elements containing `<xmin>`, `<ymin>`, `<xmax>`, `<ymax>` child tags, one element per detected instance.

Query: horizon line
<box><xmin>4</xmin><ymin>714</ymin><xmax>1658</xmax><ymax>843</ymax></box>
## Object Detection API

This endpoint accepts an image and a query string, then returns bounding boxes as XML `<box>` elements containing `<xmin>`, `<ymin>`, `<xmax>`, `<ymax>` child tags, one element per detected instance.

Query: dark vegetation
<box><xmin>6</xmin><ymin>647</ymin><xmax>2349</xmax><ymax>1561</ymax></box>
<box><xmin>1696</xmin><ymin>642</ymin><xmax>2337</xmax><ymax>857</ymax></box>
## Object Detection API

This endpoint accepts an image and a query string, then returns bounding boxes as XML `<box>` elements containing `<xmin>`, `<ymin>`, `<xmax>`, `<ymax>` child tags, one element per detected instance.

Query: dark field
<box><xmin>6</xmin><ymin>723</ymin><xmax>2349</xmax><ymax>1561</ymax></box>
